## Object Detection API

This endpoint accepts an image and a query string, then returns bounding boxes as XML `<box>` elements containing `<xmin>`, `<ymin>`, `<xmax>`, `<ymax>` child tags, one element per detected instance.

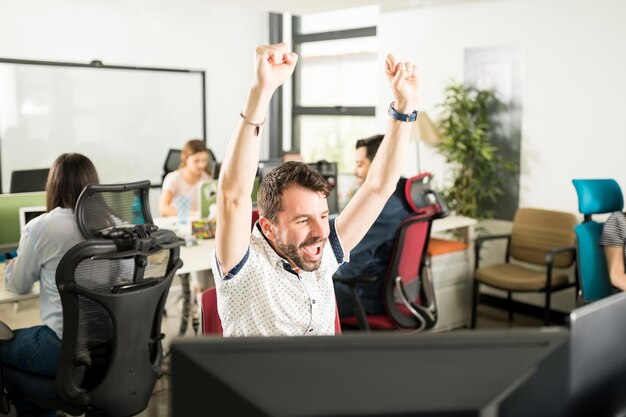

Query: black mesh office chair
<box><xmin>162</xmin><ymin>147</ymin><xmax>217</xmax><ymax>184</ymax></box>
<box><xmin>0</xmin><ymin>180</ymin><xmax>183</xmax><ymax>416</ymax></box>
<box><xmin>162</xmin><ymin>149</ymin><xmax>182</xmax><ymax>185</ymax></box>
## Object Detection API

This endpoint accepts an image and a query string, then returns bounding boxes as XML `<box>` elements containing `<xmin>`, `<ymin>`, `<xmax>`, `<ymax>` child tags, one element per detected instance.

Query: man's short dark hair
<box><xmin>257</xmin><ymin>161</ymin><xmax>330</xmax><ymax>223</ymax></box>
<box><xmin>355</xmin><ymin>134</ymin><xmax>384</xmax><ymax>162</ymax></box>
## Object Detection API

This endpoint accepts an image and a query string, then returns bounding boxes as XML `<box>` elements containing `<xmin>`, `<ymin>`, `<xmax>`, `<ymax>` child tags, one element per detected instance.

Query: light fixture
<box><xmin>410</xmin><ymin>111</ymin><xmax>443</xmax><ymax>173</ymax></box>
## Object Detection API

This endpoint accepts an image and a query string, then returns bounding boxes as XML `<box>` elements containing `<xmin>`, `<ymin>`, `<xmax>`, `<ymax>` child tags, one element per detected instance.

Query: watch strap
<box><xmin>388</xmin><ymin>101</ymin><xmax>418</xmax><ymax>122</ymax></box>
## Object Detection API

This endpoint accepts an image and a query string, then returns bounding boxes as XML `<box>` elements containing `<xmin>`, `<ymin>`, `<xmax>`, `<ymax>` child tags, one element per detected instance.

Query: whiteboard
<box><xmin>0</xmin><ymin>59</ymin><xmax>205</xmax><ymax>193</ymax></box>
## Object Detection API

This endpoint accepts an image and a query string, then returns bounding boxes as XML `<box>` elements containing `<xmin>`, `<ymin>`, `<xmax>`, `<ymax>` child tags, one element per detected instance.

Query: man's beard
<box><xmin>275</xmin><ymin>235</ymin><xmax>326</xmax><ymax>272</ymax></box>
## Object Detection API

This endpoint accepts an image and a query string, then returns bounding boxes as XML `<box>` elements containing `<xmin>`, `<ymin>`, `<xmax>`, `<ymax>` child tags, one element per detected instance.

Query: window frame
<box><xmin>267</xmin><ymin>14</ymin><xmax>376</xmax><ymax>157</ymax></box>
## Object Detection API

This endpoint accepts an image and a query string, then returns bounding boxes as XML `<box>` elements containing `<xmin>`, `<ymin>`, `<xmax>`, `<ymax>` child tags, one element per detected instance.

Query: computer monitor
<box><xmin>198</xmin><ymin>180</ymin><xmax>218</xmax><ymax>219</ymax></box>
<box><xmin>19</xmin><ymin>206</ymin><xmax>46</xmax><ymax>232</ymax></box>
<box><xmin>307</xmin><ymin>160</ymin><xmax>339</xmax><ymax>214</ymax></box>
<box><xmin>10</xmin><ymin>168</ymin><xmax>49</xmax><ymax>193</ymax></box>
<box><xmin>257</xmin><ymin>159</ymin><xmax>283</xmax><ymax>181</ymax></box>
<box><xmin>170</xmin><ymin>329</ymin><xmax>568</xmax><ymax>417</ymax></box>
<box><xmin>566</xmin><ymin>291</ymin><xmax>626</xmax><ymax>416</ymax></box>
<box><xmin>161</xmin><ymin>149</ymin><xmax>181</xmax><ymax>185</ymax></box>
<box><xmin>501</xmin><ymin>292</ymin><xmax>626</xmax><ymax>417</ymax></box>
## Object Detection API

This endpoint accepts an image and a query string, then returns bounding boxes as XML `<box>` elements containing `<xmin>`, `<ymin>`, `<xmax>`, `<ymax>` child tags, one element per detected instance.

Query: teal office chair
<box><xmin>572</xmin><ymin>179</ymin><xmax>624</xmax><ymax>303</ymax></box>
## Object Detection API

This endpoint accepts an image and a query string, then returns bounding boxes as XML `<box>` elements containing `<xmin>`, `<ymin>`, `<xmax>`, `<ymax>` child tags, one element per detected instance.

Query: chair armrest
<box><xmin>0</xmin><ymin>320</ymin><xmax>14</xmax><ymax>343</ymax></box>
<box><xmin>474</xmin><ymin>234</ymin><xmax>511</xmax><ymax>269</ymax></box>
<box><xmin>545</xmin><ymin>246</ymin><xmax>577</xmax><ymax>266</ymax></box>
<box><xmin>544</xmin><ymin>246</ymin><xmax>577</xmax><ymax>289</ymax></box>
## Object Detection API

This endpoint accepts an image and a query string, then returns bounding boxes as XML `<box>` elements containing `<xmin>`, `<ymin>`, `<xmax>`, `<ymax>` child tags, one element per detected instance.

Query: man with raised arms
<box><xmin>212</xmin><ymin>42</ymin><xmax>420</xmax><ymax>337</ymax></box>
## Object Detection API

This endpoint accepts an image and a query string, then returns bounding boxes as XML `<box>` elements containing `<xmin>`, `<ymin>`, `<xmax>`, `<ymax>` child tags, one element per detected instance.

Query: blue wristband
<box><xmin>388</xmin><ymin>101</ymin><xmax>418</xmax><ymax>122</ymax></box>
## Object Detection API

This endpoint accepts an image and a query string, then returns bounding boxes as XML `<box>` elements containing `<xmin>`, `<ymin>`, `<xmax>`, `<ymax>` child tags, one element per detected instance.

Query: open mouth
<box><xmin>302</xmin><ymin>243</ymin><xmax>323</xmax><ymax>261</ymax></box>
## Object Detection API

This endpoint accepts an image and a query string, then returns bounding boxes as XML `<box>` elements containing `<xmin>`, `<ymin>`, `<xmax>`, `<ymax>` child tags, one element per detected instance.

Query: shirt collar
<box><xmin>252</xmin><ymin>221</ymin><xmax>298</xmax><ymax>274</ymax></box>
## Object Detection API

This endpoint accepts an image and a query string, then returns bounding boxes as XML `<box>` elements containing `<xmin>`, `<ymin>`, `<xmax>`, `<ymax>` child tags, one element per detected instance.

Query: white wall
<box><xmin>0</xmin><ymin>0</ymin><xmax>268</xmax><ymax>162</ymax></box>
<box><xmin>5</xmin><ymin>0</ymin><xmax>625</xmax><ymax>219</ymax></box>
<box><xmin>378</xmin><ymin>0</ymin><xmax>626</xmax><ymax>217</ymax></box>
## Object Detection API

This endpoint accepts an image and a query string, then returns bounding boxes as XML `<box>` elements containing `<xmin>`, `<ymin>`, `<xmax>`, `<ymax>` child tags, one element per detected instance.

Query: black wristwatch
<box><xmin>388</xmin><ymin>101</ymin><xmax>418</xmax><ymax>122</ymax></box>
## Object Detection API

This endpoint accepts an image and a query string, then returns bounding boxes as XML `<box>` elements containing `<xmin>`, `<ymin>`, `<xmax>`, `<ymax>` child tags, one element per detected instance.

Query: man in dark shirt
<box><xmin>333</xmin><ymin>135</ymin><xmax>414</xmax><ymax>317</ymax></box>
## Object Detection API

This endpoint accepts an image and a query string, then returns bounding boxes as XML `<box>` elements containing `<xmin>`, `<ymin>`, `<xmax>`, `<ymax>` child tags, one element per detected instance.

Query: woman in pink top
<box><xmin>159</xmin><ymin>139</ymin><xmax>212</xmax><ymax>217</ymax></box>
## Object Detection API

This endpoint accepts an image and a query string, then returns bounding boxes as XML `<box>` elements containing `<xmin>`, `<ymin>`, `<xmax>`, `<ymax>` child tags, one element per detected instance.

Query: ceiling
<box><xmin>205</xmin><ymin>0</ymin><xmax>500</xmax><ymax>15</ymax></box>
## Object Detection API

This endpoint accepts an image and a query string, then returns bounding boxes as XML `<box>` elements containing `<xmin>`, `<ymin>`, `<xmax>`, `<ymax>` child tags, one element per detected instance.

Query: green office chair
<box><xmin>572</xmin><ymin>179</ymin><xmax>624</xmax><ymax>303</ymax></box>
<box><xmin>0</xmin><ymin>181</ymin><xmax>183</xmax><ymax>416</ymax></box>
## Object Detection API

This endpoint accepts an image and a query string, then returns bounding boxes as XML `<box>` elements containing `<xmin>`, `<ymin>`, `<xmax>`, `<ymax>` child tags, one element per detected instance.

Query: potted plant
<box><xmin>436</xmin><ymin>81</ymin><xmax>516</xmax><ymax>220</ymax></box>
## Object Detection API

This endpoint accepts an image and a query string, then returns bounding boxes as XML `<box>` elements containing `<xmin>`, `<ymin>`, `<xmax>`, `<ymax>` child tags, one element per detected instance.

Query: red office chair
<box><xmin>200</xmin><ymin>288</ymin><xmax>223</xmax><ymax>334</ymax></box>
<box><xmin>333</xmin><ymin>173</ymin><xmax>448</xmax><ymax>332</ymax></box>
<box><xmin>200</xmin><ymin>287</ymin><xmax>342</xmax><ymax>335</ymax></box>
<box><xmin>251</xmin><ymin>208</ymin><xmax>260</xmax><ymax>231</ymax></box>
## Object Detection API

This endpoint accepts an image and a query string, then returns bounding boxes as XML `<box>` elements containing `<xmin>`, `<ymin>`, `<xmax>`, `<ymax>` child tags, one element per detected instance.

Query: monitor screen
<box><xmin>170</xmin><ymin>329</ymin><xmax>568</xmax><ymax>417</ymax></box>
<box><xmin>257</xmin><ymin>159</ymin><xmax>283</xmax><ymax>180</ymax></box>
<box><xmin>10</xmin><ymin>168</ymin><xmax>49</xmax><ymax>193</ymax></box>
<box><xmin>19</xmin><ymin>206</ymin><xmax>46</xmax><ymax>232</ymax></box>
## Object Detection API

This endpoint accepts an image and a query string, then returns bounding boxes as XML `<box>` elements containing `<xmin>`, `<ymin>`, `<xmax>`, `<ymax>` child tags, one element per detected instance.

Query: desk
<box><xmin>0</xmin><ymin>262</ymin><xmax>40</xmax><ymax>312</ymax></box>
<box><xmin>430</xmin><ymin>215</ymin><xmax>477</xmax><ymax>331</ymax></box>
<box><xmin>169</xmin><ymin>238</ymin><xmax>214</xmax><ymax>337</ymax></box>
<box><xmin>432</xmin><ymin>214</ymin><xmax>477</xmax><ymax>244</ymax></box>
<box><xmin>178</xmin><ymin>239</ymin><xmax>214</xmax><ymax>275</ymax></box>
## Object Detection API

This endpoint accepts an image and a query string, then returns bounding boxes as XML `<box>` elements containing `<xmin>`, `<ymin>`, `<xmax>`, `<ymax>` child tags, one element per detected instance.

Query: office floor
<box><xmin>0</xmin><ymin>289</ymin><xmax>551</xmax><ymax>417</ymax></box>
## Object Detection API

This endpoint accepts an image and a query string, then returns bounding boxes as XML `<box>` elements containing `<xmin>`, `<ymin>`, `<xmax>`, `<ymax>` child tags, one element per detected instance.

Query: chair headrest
<box><xmin>572</xmin><ymin>179</ymin><xmax>624</xmax><ymax>215</ymax></box>
<box><xmin>404</xmin><ymin>172</ymin><xmax>448</xmax><ymax>218</ymax></box>
<box><xmin>75</xmin><ymin>180</ymin><xmax>154</xmax><ymax>239</ymax></box>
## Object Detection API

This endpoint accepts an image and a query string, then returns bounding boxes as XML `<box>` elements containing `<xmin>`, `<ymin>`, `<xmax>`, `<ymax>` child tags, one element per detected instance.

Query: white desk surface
<box><xmin>432</xmin><ymin>215</ymin><xmax>477</xmax><ymax>233</ymax></box>
<box><xmin>153</xmin><ymin>216</ymin><xmax>215</xmax><ymax>275</ymax></box>
<box><xmin>178</xmin><ymin>238</ymin><xmax>214</xmax><ymax>275</ymax></box>
<box><xmin>0</xmin><ymin>262</ymin><xmax>39</xmax><ymax>304</ymax></box>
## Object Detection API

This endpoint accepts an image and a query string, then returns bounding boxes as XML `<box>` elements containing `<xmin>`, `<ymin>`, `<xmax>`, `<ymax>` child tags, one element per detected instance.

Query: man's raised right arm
<box><xmin>215</xmin><ymin>43</ymin><xmax>298</xmax><ymax>274</ymax></box>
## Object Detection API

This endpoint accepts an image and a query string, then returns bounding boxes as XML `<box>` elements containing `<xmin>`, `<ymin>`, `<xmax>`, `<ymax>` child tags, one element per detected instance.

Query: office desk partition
<box><xmin>0</xmin><ymin>192</ymin><xmax>47</xmax><ymax>248</ymax></box>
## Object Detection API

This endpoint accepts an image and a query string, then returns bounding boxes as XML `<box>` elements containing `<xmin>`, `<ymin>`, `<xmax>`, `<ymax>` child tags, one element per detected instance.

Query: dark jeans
<box><xmin>0</xmin><ymin>325</ymin><xmax>61</xmax><ymax>416</ymax></box>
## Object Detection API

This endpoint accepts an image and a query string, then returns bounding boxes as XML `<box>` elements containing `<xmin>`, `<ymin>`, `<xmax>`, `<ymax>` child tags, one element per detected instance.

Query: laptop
<box><xmin>18</xmin><ymin>206</ymin><xmax>46</xmax><ymax>232</ymax></box>
<box><xmin>198</xmin><ymin>180</ymin><xmax>218</xmax><ymax>219</ymax></box>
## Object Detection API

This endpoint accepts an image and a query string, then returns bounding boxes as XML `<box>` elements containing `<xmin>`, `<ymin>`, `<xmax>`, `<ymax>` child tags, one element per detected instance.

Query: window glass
<box><xmin>299</xmin><ymin>5</ymin><xmax>379</xmax><ymax>34</ymax></box>
<box><xmin>299</xmin><ymin>37</ymin><xmax>378</xmax><ymax>107</ymax></box>
<box><xmin>297</xmin><ymin>115</ymin><xmax>376</xmax><ymax>174</ymax></box>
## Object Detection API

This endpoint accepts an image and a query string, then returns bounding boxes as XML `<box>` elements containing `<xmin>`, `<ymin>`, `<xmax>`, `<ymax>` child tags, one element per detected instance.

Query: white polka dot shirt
<box><xmin>212</xmin><ymin>218</ymin><xmax>346</xmax><ymax>337</ymax></box>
